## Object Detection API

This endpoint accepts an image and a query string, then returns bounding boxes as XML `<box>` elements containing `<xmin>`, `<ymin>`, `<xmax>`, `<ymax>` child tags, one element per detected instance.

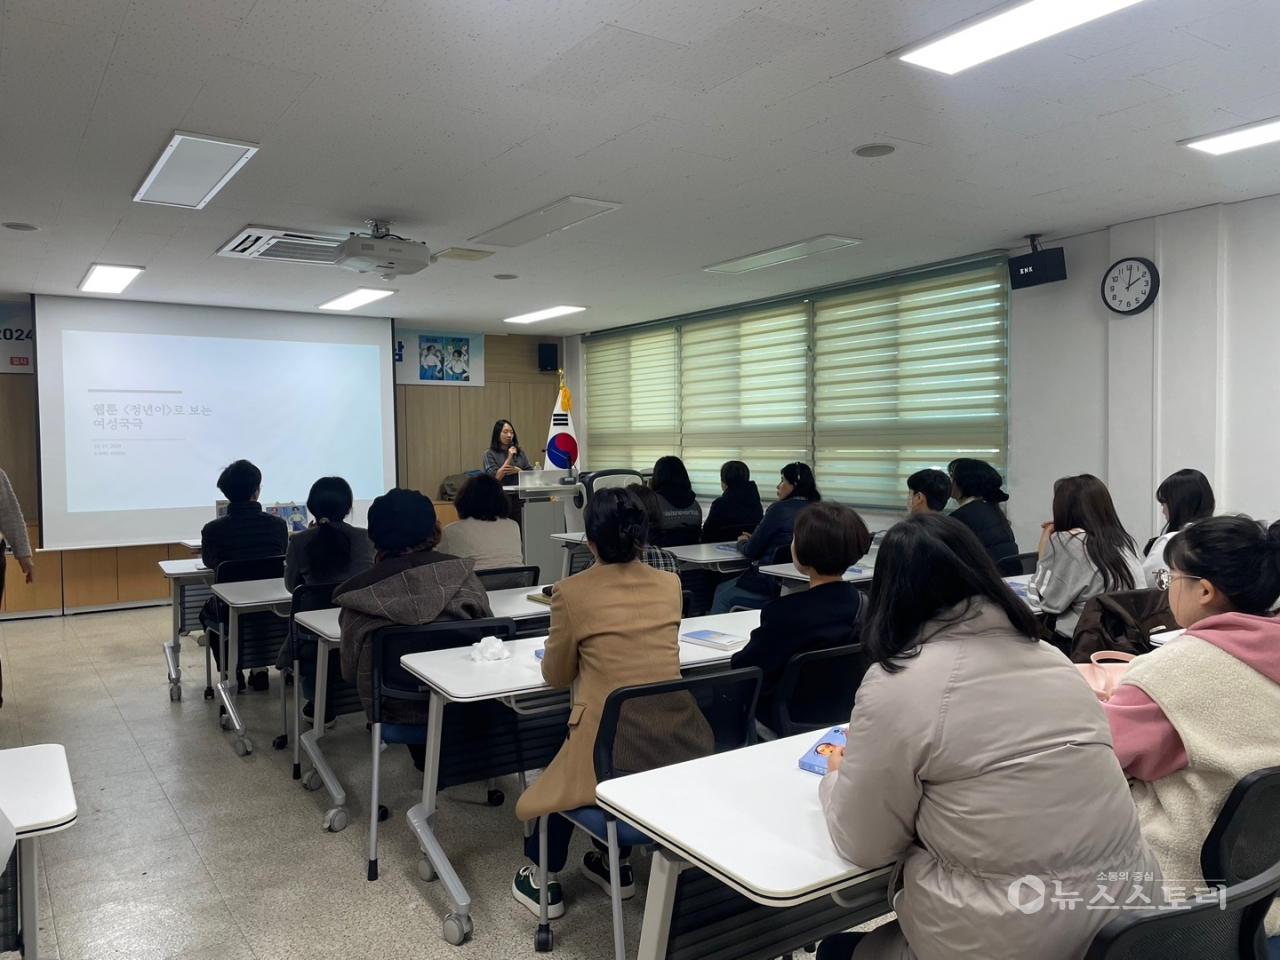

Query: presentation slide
<box><xmin>35</xmin><ymin>296</ymin><xmax>396</xmax><ymax>550</ymax></box>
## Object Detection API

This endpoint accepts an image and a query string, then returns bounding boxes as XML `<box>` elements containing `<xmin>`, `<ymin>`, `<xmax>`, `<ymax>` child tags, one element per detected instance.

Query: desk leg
<box><xmin>637</xmin><ymin>849</ymin><xmax>682</xmax><ymax>960</ymax></box>
<box><xmin>163</xmin><ymin>578</ymin><xmax>183</xmax><ymax>701</ymax></box>
<box><xmin>300</xmin><ymin>638</ymin><xmax>347</xmax><ymax>831</ymax></box>
<box><xmin>17</xmin><ymin>837</ymin><xmax>39</xmax><ymax>960</ymax></box>
<box><xmin>406</xmin><ymin>692</ymin><xmax>474</xmax><ymax>945</ymax></box>
<box><xmin>216</xmin><ymin>608</ymin><xmax>252</xmax><ymax>755</ymax></box>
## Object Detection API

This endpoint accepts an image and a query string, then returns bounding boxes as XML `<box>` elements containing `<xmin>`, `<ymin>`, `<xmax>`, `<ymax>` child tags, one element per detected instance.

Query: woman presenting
<box><xmin>484</xmin><ymin>419</ymin><xmax>533</xmax><ymax>486</ymax></box>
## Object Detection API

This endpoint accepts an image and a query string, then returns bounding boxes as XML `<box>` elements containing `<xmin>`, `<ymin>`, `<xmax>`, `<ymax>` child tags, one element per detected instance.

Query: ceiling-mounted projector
<box><xmin>335</xmin><ymin>219</ymin><xmax>435</xmax><ymax>279</ymax></box>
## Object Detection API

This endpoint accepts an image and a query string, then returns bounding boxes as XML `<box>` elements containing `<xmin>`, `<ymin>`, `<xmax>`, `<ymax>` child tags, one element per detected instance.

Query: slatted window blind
<box><xmin>814</xmin><ymin>263</ymin><xmax>1010</xmax><ymax>507</ymax></box>
<box><xmin>584</xmin><ymin>259</ymin><xmax>1009</xmax><ymax>508</ymax></box>
<box><xmin>583</xmin><ymin>327</ymin><xmax>679</xmax><ymax>470</ymax></box>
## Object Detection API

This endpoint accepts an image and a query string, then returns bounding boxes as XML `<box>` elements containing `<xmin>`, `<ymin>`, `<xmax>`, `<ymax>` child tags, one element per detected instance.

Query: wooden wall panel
<box><xmin>458</xmin><ymin>382</ymin><xmax>512</xmax><ymax>475</ymax></box>
<box><xmin>1</xmin><ymin>524</ymin><xmax>61</xmax><ymax>613</ymax></box>
<box><xmin>168</xmin><ymin>543</ymin><xmax>199</xmax><ymax>560</ymax></box>
<box><xmin>487</xmin><ymin>335</ymin><xmax>560</xmax><ymax>384</ymax></box>
<box><xmin>400</xmin><ymin>386</ymin><xmax>463</xmax><ymax>496</ymax></box>
<box><xmin>117</xmin><ymin>544</ymin><xmax>171</xmax><ymax>602</ymax></box>
<box><xmin>61</xmin><ymin>548</ymin><xmax>118</xmax><ymax>607</ymax></box>
<box><xmin>509</xmin><ymin>381</ymin><xmax>562</xmax><ymax>464</ymax></box>
<box><xmin>0</xmin><ymin>374</ymin><xmax>38</xmax><ymax>519</ymax></box>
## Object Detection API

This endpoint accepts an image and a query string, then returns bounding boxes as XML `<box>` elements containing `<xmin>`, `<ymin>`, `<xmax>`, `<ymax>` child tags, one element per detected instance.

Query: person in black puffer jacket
<box><xmin>701</xmin><ymin>460</ymin><xmax>764</xmax><ymax>542</ymax></box>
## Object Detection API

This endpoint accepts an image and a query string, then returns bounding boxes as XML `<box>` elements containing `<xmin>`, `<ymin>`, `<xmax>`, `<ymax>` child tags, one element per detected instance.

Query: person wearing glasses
<box><xmin>1105</xmin><ymin>516</ymin><xmax>1280</xmax><ymax>938</ymax></box>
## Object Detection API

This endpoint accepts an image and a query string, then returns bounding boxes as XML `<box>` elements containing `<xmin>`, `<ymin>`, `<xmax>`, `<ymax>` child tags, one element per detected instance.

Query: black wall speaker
<box><xmin>538</xmin><ymin>343</ymin><xmax>559</xmax><ymax>372</ymax></box>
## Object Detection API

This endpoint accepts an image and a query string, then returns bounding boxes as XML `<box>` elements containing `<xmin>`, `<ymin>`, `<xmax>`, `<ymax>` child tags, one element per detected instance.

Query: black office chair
<box><xmin>998</xmin><ymin>552</ymin><xmax>1039</xmax><ymax>577</ymax></box>
<box><xmin>1202</xmin><ymin>766</ymin><xmax>1280</xmax><ymax>888</ymax></box>
<box><xmin>1082</xmin><ymin>858</ymin><xmax>1280</xmax><ymax>960</ymax></box>
<box><xmin>475</xmin><ymin>565</ymin><xmax>540</xmax><ymax>591</ymax></box>
<box><xmin>707</xmin><ymin>522</ymin><xmax>757</xmax><ymax>542</ymax></box>
<box><xmin>273</xmin><ymin>581</ymin><xmax>343</xmax><ymax>769</ymax></box>
<box><xmin>771</xmin><ymin>643</ymin><xmax>869</xmax><ymax>737</ymax></box>
<box><xmin>681</xmin><ymin>589</ymin><xmax>693</xmax><ymax>617</ymax></box>
<box><xmin>201</xmin><ymin>555</ymin><xmax>286</xmax><ymax>700</ymax></box>
<box><xmin>534</xmin><ymin>666</ymin><xmax>763</xmax><ymax>956</ymax></box>
<box><xmin>366</xmin><ymin>617</ymin><xmax>519</xmax><ymax>882</ymax></box>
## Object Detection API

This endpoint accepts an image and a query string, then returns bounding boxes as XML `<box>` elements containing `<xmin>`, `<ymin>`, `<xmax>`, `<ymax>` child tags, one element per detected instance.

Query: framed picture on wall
<box><xmin>395</xmin><ymin>329</ymin><xmax>485</xmax><ymax>386</ymax></box>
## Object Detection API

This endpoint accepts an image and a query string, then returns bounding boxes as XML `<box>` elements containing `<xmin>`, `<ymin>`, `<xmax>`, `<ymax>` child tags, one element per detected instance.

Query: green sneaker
<box><xmin>512</xmin><ymin>865</ymin><xmax>564</xmax><ymax>919</ymax></box>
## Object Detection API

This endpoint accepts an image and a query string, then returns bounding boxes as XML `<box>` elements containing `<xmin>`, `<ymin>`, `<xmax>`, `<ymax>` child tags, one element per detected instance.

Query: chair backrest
<box><xmin>214</xmin><ymin>555</ymin><xmax>284</xmax><ymax>584</ymax></box>
<box><xmin>1082</xmin><ymin>858</ymin><xmax>1280</xmax><ymax>960</ymax></box>
<box><xmin>769</xmin><ymin>544</ymin><xmax>793</xmax><ymax>566</ymax></box>
<box><xmin>290</xmin><ymin>580</ymin><xmax>342</xmax><ymax>616</ymax></box>
<box><xmin>368</xmin><ymin>617</ymin><xmax>518</xmax><ymax>723</ymax></box>
<box><xmin>475</xmin><ymin>565</ymin><xmax>540</xmax><ymax>591</ymax></box>
<box><xmin>997</xmin><ymin>552</ymin><xmax>1039</xmax><ymax>577</ymax></box>
<box><xmin>771</xmin><ymin>643</ymin><xmax>870</xmax><ymax>737</ymax></box>
<box><xmin>1202</xmin><ymin>766</ymin><xmax>1280</xmax><ymax>887</ymax></box>
<box><xmin>709</xmin><ymin>522</ymin><xmax>756</xmax><ymax>542</ymax></box>
<box><xmin>593</xmin><ymin>667</ymin><xmax>762</xmax><ymax>782</ymax></box>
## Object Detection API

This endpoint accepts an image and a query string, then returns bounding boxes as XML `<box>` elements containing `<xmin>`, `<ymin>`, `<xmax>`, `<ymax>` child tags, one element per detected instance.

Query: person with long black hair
<box><xmin>947</xmin><ymin>458</ymin><xmax>1018</xmax><ymax>562</ymax></box>
<box><xmin>710</xmin><ymin>462</ymin><xmax>821</xmax><ymax>613</ymax></box>
<box><xmin>815</xmin><ymin>513</ymin><xmax>1158</xmax><ymax>960</ymax></box>
<box><xmin>1106</xmin><ymin>515</ymin><xmax>1280</xmax><ymax>942</ymax></box>
<box><xmin>648</xmin><ymin>455</ymin><xmax>701</xmax><ymax>547</ymax></box>
<box><xmin>1028</xmin><ymin>474</ymin><xmax>1145</xmax><ymax>643</ymax></box>
<box><xmin>283</xmin><ymin>476</ymin><xmax>374</xmax><ymax>591</ymax></box>
<box><xmin>1142</xmin><ymin>468</ymin><xmax>1215</xmax><ymax>588</ymax></box>
<box><xmin>483</xmin><ymin>419</ymin><xmax>532</xmax><ymax>486</ymax></box>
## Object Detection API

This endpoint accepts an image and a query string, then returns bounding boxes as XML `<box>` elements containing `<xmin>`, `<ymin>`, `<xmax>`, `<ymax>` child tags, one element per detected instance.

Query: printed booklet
<box><xmin>680</xmin><ymin>629</ymin><xmax>748</xmax><ymax>651</ymax></box>
<box><xmin>799</xmin><ymin>726</ymin><xmax>847</xmax><ymax>775</ymax></box>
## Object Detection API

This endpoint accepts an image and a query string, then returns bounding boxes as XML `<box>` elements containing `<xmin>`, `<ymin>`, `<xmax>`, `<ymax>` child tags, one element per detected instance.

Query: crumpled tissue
<box><xmin>470</xmin><ymin>635</ymin><xmax>511</xmax><ymax>662</ymax></box>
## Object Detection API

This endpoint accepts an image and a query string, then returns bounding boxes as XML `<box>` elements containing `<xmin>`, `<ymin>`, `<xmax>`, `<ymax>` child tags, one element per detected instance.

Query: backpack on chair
<box><xmin>1070</xmin><ymin>589</ymin><xmax>1176</xmax><ymax>663</ymax></box>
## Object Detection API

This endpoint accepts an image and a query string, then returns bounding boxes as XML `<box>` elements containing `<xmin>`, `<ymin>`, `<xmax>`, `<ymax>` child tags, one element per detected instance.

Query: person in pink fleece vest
<box><xmin>1105</xmin><ymin>514</ymin><xmax>1280</xmax><ymax>937</ymax></box>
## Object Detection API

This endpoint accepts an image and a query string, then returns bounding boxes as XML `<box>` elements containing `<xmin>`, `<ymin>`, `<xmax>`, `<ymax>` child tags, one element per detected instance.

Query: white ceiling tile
<box><xmin>524</xmin><ymin>26</ymin><xmax>684</xmax><ymax>100</ymax></box>
<box><xmin>608</xmin><ymin>0</ymin><xmax>761</xmax><ymax>46</ymax></box>
<box><xmin>227</xmin><ymin>0</ymin><xmax>378</xmax><ymax>75</ymax></box>
<box><xmin>111</xmin><ymin>0</ymin><xmax>249</xmax><ymax>80</ymax></box>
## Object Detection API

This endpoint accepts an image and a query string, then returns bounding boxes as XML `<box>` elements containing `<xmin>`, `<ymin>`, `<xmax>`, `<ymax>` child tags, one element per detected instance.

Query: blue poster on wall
<box><xmin>394</xmin><ymin>328</ymin><xmax>484</xmax><ymax>386</ymax></box>
<box><xmin>0</xmin><ymin>300</ymin><xmax>34</xmax><ymax>373</ymax></box>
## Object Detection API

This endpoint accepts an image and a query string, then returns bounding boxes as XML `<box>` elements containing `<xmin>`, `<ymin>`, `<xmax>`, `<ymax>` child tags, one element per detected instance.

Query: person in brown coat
<box><xmin>334</xmin><ymin>488</ymin><xmax>491</xmax><ymax>768</ymax></box>
<box><xmin>511</xmin><ymin>487</ymin><xmax>712</xmax><ymax>919</ymax></box>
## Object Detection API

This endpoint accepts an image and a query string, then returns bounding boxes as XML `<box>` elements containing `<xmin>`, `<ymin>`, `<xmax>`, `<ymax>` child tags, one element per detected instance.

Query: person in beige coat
<box><xmin>511</xmin><ymin>487</ymin><xmax>712</xmax><ymax>919</ymax></box>
<box><xmin>817</xmin><ymin>513</ymin><xmax>1160</xmax><ymax>960</ymax></box>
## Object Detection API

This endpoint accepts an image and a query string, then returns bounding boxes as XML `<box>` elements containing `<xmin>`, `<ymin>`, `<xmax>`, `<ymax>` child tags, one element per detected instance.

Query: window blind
<box><xmin>813</xmin><ymin>263</ymin><xmax>1009</xmax><ymax>507</ymax></box>
<box><xmin>583</xmin><ymin>258</ymin><xmax>1009</xmax><ymax>509</ymax></box>
<box><xmin>583</xmin><ymin>327</ymin><xmax>679</xmax><ymax>471</ymax></box>
<box><xmin>678</xmin><ymin>305</ymin><xmax>811</xmax><ymax>495</ymax></box>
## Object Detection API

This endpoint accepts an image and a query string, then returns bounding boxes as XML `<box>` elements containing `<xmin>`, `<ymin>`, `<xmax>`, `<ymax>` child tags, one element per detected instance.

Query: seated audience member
<box><xmin>710</xmin><ymin>462</ymin><xmax>820</xmax><ymax>614</ymax></box>
<box><xmin>627</xmin><ymin>484</ymin><xmax>681</xmax><ymax>573</ymax></box>
<box><xmin>1142</xmin><ymin>468</ymin><xmax>1215</xmax><ymax>589</ymax></box>
<box><xmin>512</xmin><ymin>487</ymin><xmax>711</xmax><ymax>918</ymax></box>
<box><xmin>283</xmin><ymin>476</ymin><xmax>374</xmax><ymax>591</ymax></box>
<box><xmin>731</xmin><ymin>501</ymin><xmax>870</xmax><ymax>729</ymax></box>
<box><xmin>649</xmin><ymin>456</ymin><xmax>702</xmax><ymax>547</ymax></box>
<box><xmin>1028</xmin><ymin>474</ymin><xmax>1144</xmax><ymax>646</ymax></box>
<box><xmin>436</xmin><ymin>473</ymin><xmax>524</xmax><ymax>571</ymax></box>
<box><xmin>816</xmin><ymin>513</ymin><xmax>1159</xmax><ymax>960</ymax></box>
<box><xmin>906</xmin><ymin>468</ymin><xmax>951</xmax><ymax>515</ymax></box>
<box><xmin>334</xmin><ymin>489</ymin><xmax>491</xmax><ymax>768</ymax></box>
<box><xmin>947</xmin><ymin>458</ymin><xmax>1019</xmax><ymax>562</ymax></box>
<box><xmin>277</xmin><ymin>476</ymin><xmax>374</xmax><ymax>724</ymax></box>
<box><xmin>200</xmin><ymin>459</ymin><xmax>289</xmax><ymax>691</ymax></box>
<box><xmin>1105</xmin><ymin>516</ymin><xmax>1280</xmax><ymax>939</ymax></box>
<box><xmin>701</xmin><ymin>460</ymin><xmax>763</xmax><ymax>542</ymax></box>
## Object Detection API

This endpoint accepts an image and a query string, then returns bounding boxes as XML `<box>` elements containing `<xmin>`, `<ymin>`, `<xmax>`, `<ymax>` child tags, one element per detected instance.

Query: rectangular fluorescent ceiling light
<box><xmin>471</xmin><ymin>197</ymin><xmax>621</xmax><ymax>247</ymax></box>
<box><xmin>503</xmin><ymin>305</ymin><xmax>586</xmax><ymax>325</ymax></box>
<box><xmin>1184</xmin><ymin>116</ymin><xmax>1280</xmax><ymax>155</ymax></box>
<box><xmin>318</xmin><ymin>288</ymin><xmax>396</xmax><ymax>311</ymax></box>
<box><xmin>79</xmin><ymin>264</ymin><xmax>144</xmax><ymax>294</ymax></box>
<box><xmin>704</xmin><ymin>235</ymin><xmax>862</xmax><ymax>274</ymax></box>
<box><xmin>898</xmin><ymin>0</ymin><xmax>1146</xmax><ymax>75</ymax></box>
<box><xmin>134</xmin><ymin>131</ymin><xmax>259</xmax><ymax>209</ymax></box>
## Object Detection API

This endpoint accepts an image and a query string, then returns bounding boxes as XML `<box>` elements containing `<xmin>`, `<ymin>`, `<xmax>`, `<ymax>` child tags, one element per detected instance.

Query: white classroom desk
<box><xmin>666</xmin><ymin>541</ymin><xmax>749</xmax><ymax>571</ymax></box>
<box><xmin>158</xmin><ymin>558</ymin><xmax>214</xmax><ymax>702</ymax></box>
<box><xmin>209</xmin><ymin>578</ymin><xmax>292</xmax><ymax>756</ymax></box>
<box><xmin>397</xmin><ymin>609</ymin><xmax>761</xmax><ymax>945</ymax></box>
<box><xmin>596</xmin><ymin>733</ymin><xmax>890</xmax><ymax>960</ymax></box>
<box><xmin>0</xmin><ymin>744</ymin><xmax>78</xmax><ymax>960</ymax></box>
<box><xmin>759</xmin><ymin>560</ymin><xmax>874</xmax><ymax>584</ymax></box>
<box><xmin>179</xmin><ymin>538</ymin><xmax>202</xmax><ymax>552</ymax></box>
<box><xmin>290</xmin><ymin>585</ymin><xmax>558</xmax><ymax>830</ymax></box>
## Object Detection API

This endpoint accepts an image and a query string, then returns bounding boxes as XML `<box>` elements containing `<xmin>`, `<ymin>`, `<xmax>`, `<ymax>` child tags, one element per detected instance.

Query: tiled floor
<box><xmin>0</xmin><ymin>606</ymin><xmax>654</xmax><ymax>960</ymax></box>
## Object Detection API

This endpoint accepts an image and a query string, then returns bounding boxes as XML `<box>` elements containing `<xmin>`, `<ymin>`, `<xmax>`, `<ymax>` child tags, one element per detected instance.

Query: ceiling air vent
<box><xmin>218</xmin><ymin>226</ymin><xmax>346</xmax><ymax>264</ymax></box>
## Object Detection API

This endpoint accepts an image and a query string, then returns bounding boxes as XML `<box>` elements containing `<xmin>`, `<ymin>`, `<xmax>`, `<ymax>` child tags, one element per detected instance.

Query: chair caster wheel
<box><xmin>233</xmin><ymin>737</ymin><xmax>253</xmax><ymax>756</ymax></box>
<box><xmin>443</xmin><ymin>913</ymin><xmax>472</xmax><ymax>945</ymax></box>
<box><xmin>418</xmin><ymin>857</ymin><xmax>436</xmax><ymax>882</ymax></box>
<box><xmin>535</xmin><ymin>925</ymin><xmax>554</xmax><ymax>952</ymax></box>
<box><xmin>219</xmin><ymin>714</ymin><xmax>231</xmax><ymax>730</ymax></box>
<box><xmin>301</xmin><ymin>770</ymin><xmax>323</xmax><ymax>791</ymax></box>
<box><xmin>272</xmin><ymin>734</ymin><xmax>288</xmax><ymax>750</ymax></box>
<box><xmin>378</xmin><ymin>805</ymin><xmax>389</xmax><ymax>822</ymax></box>
<box><xmin>169</xmin><ymin>685</ymin><xmax>181</xmax><ymax>701</ymax></box>
<box><xmin>204</xmin><ymin>687</ymin><xmax>214</xmax><ymax>700</ymax></box>
<box><xmin>322</xmin><ymin>807</ymin><xmax>348</xmax><ymax>832</ymax></box>
<box><xmin>487</xmin><ymin>789</ymin><xmax>504</xmax><ymax>807</ymax></box>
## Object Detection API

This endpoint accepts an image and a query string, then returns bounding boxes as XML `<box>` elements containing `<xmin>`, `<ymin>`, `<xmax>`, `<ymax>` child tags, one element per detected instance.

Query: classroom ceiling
<box><xmin>0</xmin><ymin>0</ymin><xmax>1277</xmax><ymax>334</ymax></box>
